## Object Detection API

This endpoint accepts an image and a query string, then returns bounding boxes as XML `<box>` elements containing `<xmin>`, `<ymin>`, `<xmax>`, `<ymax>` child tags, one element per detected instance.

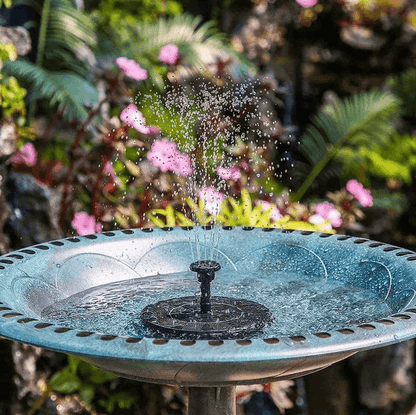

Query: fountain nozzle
<box><xmin>190</xmin><ymin>260</ymin><xmax>221</xmax><ymax>314</ymax></box>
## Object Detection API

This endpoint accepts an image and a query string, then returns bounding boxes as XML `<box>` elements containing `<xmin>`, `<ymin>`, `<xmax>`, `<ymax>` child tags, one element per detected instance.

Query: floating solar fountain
<box><xmin>1</xmin><ymin>226</ymin><xmax>416</xmax><ymax>414</ymax></box>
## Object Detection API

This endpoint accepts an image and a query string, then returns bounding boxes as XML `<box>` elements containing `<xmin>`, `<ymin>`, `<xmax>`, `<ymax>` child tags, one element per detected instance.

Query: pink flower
<box><xmin>218</xmin><ymin>166</ymin><xmax>241</xmax><ymax>181</ymax></box>
<box><xmin>346</xmin><ymin>180</ymin><xmax>373</xmax><ymax>207</ymax></box>
<box><xmin>199</xmin><ymin>187</ymin><xmax>224</xmax><ymax>216</ymax></box>
<box><xmin>116</xmin><ymin>57</ymin><xmax>147</xmax><ymax>81</ymax></box>
<box><xmin>71</xmin><ymin>212</ymin><xmax>102</xmax><ymax>236</ymax></box>
<box><xmin>296</xmin><ymin>0</ymin><xmax>318</xmax><ymax>7</ymax></box>
<box><xmin>147</xmin><ymin>139</ymin><xmax>193</xmax><ymax>177</ymax></box>
<box><xmin>314</xmin><ymin>201</ymin><xmax>343</xmax><ymax>227</ymax></box>
<box><xmin>308</xmin><ymin>214</ymin><xmax>333</xmax><ymax>231</ymax></box>
<box><xmin>158</xmin><ymin>44</ymin><xmax>179</xmax><ymax>65</ymax></box>
<box><xmin>103</xmin><ymin>161</ymin><xmax>121</xmax><ymax>185</ymax></box>
<box><xmin>12</xmin><ymin>142</ymin><xmax>37</xmax><ymax>166</ymax></box>
<box><xmin>256</xmin><ymin>200</ymin><xmax>281</xmax><ymax>221</ymax></box>
<box><xmin>120</xmin><ymin>104</ymin><xmax>158</xmax><ymax>135</ymax></box>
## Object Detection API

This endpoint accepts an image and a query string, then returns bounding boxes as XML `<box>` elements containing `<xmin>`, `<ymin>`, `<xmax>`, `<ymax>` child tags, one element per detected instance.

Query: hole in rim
<box><xmin>153</xmin><ymin>339</ymin><xmax>169</xmax><ymax>345</ymax></box>
<box><xmin>337</xmin><ymin>236</ymin><xmax>351</xmax><ymax>240</ymax></box>
<box><xmin>319</xmin><ymin>233</ymin><xmax>332</xmax><ymax>237</ymax></box>
<box><xmin>208</xmin><ymin>340</ymin><xmax>224</xmax><ymax>346</ymax></box>
<box><xmin>54</xmin><ymin>327</ymin><xmax>71</xmax><ymax>333</ymax></box>
<box><xmin>76</xmin><ymin>331</ymin><xmax>93</xmax><ymax>337</ymax></box>
<box><xmin>50</xmin><ymin>241</ymin><xmax>64</xmax><ymax>246</ymax></box>
<box><xmin>17</xmin><ymin>318</ymin><xmax>37</xmax><ymax>323</ymax></box>
<box><xmin>262</xmin><ymin>228</ymin><xmax>275</xmax><ymax>232</ymax></box>
<box><xmin>181</xmin><ymin>226</ymin><xmax>193</xmax><ymax>231</ymax></box>
<box><xmin>20</xmin><ymin>249</ymin><xmax>35</xmax><ymax>254</ymax></box>
<box><xmin>405</xmin><ymin>309</ymin><xmax>416</xmax><ymax>313</ymax></box>
<box><xmin>2</xmin><ymin>313</ymin><xmax>23</xmax><ymax>318</ymax></box>
<box><xmin>314</xmin><ymin>332</ymin><xmax>331</xmax><ymax>338</ymax></box>
<box><xmin>242</xmin><ymin>227</ymin><xmax>254</xmax><ymax>231</ymax></box>
<box><xmin>0</xmin><ymin>266</ymin><xmax>4</xmax><ymax>270</ymax></box>
<box><xmin>407</xmin><ymin>257</ymin><xmax>416</xmax><ymax>261</ymax></box>
<box><xmin>162</xmin><ymin>227</ymin><xmax>173</xmax><ymax>232</ymax></box>
<box><xmin>369</xmin><ymin>242</ymin><xmax>384</xmax><ymax>247</ymax></box>
<box><xmin>383</xmin><ymin>246</ymin><xmax>399</xmax><ymax>252</ymax></box>
<box><xmin>126</xmin><ymin>337</ymin><xmax>142</xmax><ymax>343</ymax></box>
<box><xmin>396</xmin><ymin>251</ymin><xmax>413</xmax><ymax>256</ymax></box>
<box><xmin>7</xmin><ymin>254</ymin><xmax>23</xmax><ymax>259</ymax></box>
<box><xmin>337</xmin><ymin>328</ymin><xmax>354</xmax><ymax>335</ymax></box>
<box><xmin>358</xmin><ymin>324</ymin><xmax>376</xmax><ymax>330</ymax></box>
<box><xmin>0</xmin><ymin>260</ymin><xmax>13</xmax><ymax>264</ymax></box>
<box><xmin>103</xmin><ymin>232</ymin><xmax>115</xmax><ymax>237</ymax></box>
<box><xmin>202</xmin><ymin>225</ymin><xmax>212</xmax><ymax>230</ymax></box>
<box><xmin>83</xmin><ymin>235</ymin><xmax>97</xmax><ymax>239</ymax></box>
<box><xmin>282</xmin><ymin>229</ymin><xmax>295</xmax><ymax>233</ymax></box>
<box><xmin>377</xmin><ymin>319</ymin><xmax>394</xmax><ymax>325</ymax></box>
<box><xmin>263</xmin><ymin>338</ymin><xmax>279</xmax><ymax>344</ymax></box>
<box><xmin>35</xmin><ymin>323</ymin><xmax>53</xmax><ymax>329</ymax></box>
<box><xmin>222</xmin><ymin>226</ymin><xmax>233</xmax><ymax>230</ymax></box>
<box><xmin>101</xmin><ymin>335</ymin><xmax>117</xmax><ymax>341</ymax></box>
<box><xmin>236</xmin><ymin>340</ymin><xmax>252</xmax><ymax>345</ymax></box>
<box><xmin>122</xmin><ymin>230</ymin><xmax>134</xmax><ymax>234</ymax></box>
<box><xmin>289</xmin><ymin>336</ymin><xmax>306</xmax><ymax>342</ymax></box>
<box><xmin>392</xmin><ymin>314</ymin><xmax>411</xmax><ymax>319</ymax></box>
<box><xmin>67</xmin><ymin>238</ymin><xmax>80</xmax><ymax>243</ymax></box>
<box><xmin>301</xmin><ymin>231</ymin><xmax>313</xmax><ymax>235</ymax></box>
<box><xmin>35</xmin><ymin>245</ymin><xmax>49</xmax><ymax>250</ymax></box>
<box><xmin>354</xmin><ymin>239</ymin><xmax>368</xmax><ymax>244</ymax></box>
<box><xmin>141</xmin><ymin>228</ymin><xmax>153</xmax><ymax>232</ymax></box>
<box><xmin>180</xmin><ymin>340</ymin><xmax>196</xmax><ymax>346</ymax></box>
<box><xmin>0</xmin><ymin>307</ymin><xmax>12</xmax><ymax>311</ymax></box>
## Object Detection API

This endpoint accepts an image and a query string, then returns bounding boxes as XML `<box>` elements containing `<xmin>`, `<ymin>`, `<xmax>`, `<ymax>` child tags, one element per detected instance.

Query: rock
<box><xmin>4</xmin><ymin>173</ymin><xmax>61</xmax><ymax>249</ymax></box>
<box><xmin>0</xmin><ymin>26</ymin><xmax>31</xmax><ymax>56</ymax></box>
<box><xmin>340</xmin><ymin>26</ymin><xmax>387</xmax><ymax>51</ymax></box>
<box><xmin>0</xmin><ymin>121</ymin><xmax>17</xmax><ymax>159</ymax></box>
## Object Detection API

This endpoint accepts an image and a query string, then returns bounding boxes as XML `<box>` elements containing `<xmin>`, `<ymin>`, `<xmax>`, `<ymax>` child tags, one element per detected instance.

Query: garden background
<box><xmin>1</xmin><ymin>0</ymin><xmax>416</xmax><ymax>413</ymax></box>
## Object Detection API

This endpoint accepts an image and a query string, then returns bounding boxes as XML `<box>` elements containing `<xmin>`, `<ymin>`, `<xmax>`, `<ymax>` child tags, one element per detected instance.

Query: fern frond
<box><xmin>293</xmin><ymin>90</ymin><xmax>400</xmax><ymax>201</ymax></box>
<box><xmin>4</xmin><ymin>59</ymin><xmax>98</xmax><ymax>120</ymax></box>
<box><xmin>134</xmin><ymin>14</ymin><xmax>255</xmax><ymax>72</ymax></box>
<box><xmin>302</xmin><ymin>90</ymin><xmax>399</xmax><ymax>164</ymax></box>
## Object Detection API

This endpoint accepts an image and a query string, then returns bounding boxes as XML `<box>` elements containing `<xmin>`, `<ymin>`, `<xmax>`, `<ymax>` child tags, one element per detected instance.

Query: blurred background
<box><xmin>1</xmin><ymin>0</ymin><xmax>416</xmax><ymax>413</ymax></box>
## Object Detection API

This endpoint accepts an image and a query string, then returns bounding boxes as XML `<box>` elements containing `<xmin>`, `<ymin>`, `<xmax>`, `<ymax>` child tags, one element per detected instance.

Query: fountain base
<box><xmin>140</xmin><ymin>295</ymin><xmax>273</xmax><ymax>340</ymax></box>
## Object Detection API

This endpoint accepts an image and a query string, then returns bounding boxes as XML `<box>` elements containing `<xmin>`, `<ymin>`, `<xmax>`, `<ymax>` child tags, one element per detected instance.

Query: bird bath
<box><xmin>1</xmin><ymin>226</ymin><xmax>416</xmax><ymax>414</ymax></box>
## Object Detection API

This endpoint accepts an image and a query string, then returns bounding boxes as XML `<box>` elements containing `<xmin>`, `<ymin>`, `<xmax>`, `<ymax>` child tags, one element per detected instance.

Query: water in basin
<box><xmin>41</xmin><ymin>268</ymin><xmax>391</xmax><ymax>338</ymax></box>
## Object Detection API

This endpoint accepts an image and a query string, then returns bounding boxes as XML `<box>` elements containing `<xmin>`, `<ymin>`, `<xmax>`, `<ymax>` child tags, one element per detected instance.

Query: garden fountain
<box><xmin>1</xmin><ymin>226</ymin><xmax>416</xmax><ymax>414</ymax></box>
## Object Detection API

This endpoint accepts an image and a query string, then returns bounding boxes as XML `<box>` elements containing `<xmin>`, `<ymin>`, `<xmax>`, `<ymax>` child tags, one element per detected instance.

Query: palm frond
<box><xmin>134</xmin><ymin>14</ymin><xmax>255</xmax><ymax>73</ymax></box>
<box><xmin>293</xmin><ymin>90</ymin><xmax>400</xmax><ymax>201</ymax></box>
<box><xmin>301</xmin><ymin>90</ymin><xmax>399</xmax><ymax>164</ymax></box>
<box><xmin>4</xmin><ymin>59</ymin><xmax>98</xmax><ymax>120</ymax></box>
<box><xmin>13</xmin><ymin>0</ymin><xmax>96</xmax><ymax>76</ymax></box>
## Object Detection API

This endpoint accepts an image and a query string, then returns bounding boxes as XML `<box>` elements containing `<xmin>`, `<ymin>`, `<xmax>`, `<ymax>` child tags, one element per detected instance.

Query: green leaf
<box><xmin>79</xmin><ymin>384</ymin><xmax>95</xmax><ymax>405</ymax></box>
<box><xmin>49</xmin><ymin>368</ymin><xmax>82</xmax><ymax>394</ymax></box>
<box><xmin>4</xmin><ymin>60</ymin><xmax>98</xmax><ymax>120</ymax></box>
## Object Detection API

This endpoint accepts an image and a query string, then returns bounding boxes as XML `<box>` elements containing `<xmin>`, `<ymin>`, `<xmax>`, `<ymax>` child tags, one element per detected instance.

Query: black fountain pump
<box><xmin>140</xmin><ymin>258</ymin><xmax>273</xmax><ymax>340</ymax></box>
<box><xmin>190</xmin><ymin>260</ymin><xmax>221</xmax><ymax>314</ymax></box>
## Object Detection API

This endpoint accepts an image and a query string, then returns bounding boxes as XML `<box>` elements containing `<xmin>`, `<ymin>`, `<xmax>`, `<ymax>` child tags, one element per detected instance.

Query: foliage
<box><xmin>0</xmin><ymin>44</ymin><xmax>27</xmax><ymax>122</ymax></box>
<box><xmin>335</xmin><ymin>132</ymin><xmax>416</xmax><ymax>186</ymax></box>
<box><xmin>49</xmin><ymin>355</ymin><xmax>134</xmax><ymax>412</ymax></box>
<box><xmin>4</xmin><ymin>0</ymin><xmax>98</xmax><ymax>120</ymax></box>
<box><xmin>90</xmin><ymin>0</ymin><xmax>182</xmax><ymax>59</ymax></box>
<box><xmin>148</xmin><ymin>189</ymin><xmax>335</xmax><ymax>232</ymax></box>
<box><xmin>293</xmin><ymin>90</ymin><xmax>400</xmax><ymax>201</ymax></box>
<box><xmin>387</xmin><ymin>69</ymin><xmax>416</xmax><ymax>121</ymax></box>
<box><xmin>4</xmin><ymin>59</ymin><xmax>98</xmax><ymax>120</ymax></box>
